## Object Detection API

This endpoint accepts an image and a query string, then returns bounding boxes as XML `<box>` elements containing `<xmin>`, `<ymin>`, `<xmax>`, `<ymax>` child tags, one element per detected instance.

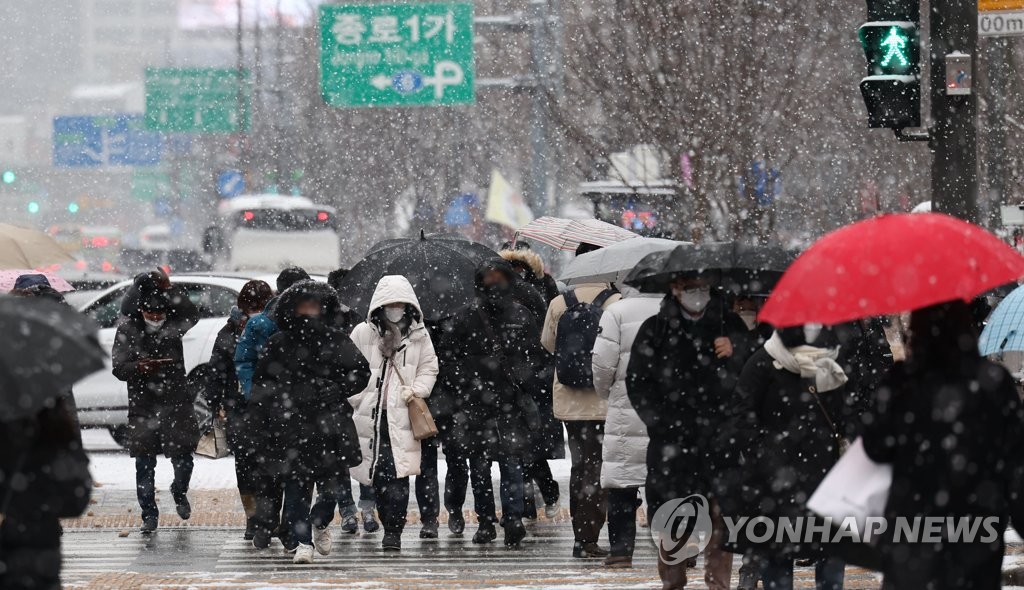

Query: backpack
<box><xmin>554</xmin><ymin>287</ymin><xmax>618</xmax><ymax>388</ymax></box>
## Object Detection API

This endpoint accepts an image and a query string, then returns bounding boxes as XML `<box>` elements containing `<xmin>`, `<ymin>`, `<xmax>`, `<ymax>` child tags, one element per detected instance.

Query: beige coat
<box><xmin>541</xmin><ymin>283</ymin><xmax>622</xmax><ymax>421</ymax></box>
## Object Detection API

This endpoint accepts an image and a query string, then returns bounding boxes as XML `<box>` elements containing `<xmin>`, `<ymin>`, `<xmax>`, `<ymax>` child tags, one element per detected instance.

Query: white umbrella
<box><xmin>558</xmin><ymin>237</ymin><xmax>687</xmax><ymax>285</ymax></box>
<box><xmin>0</xmin><ymin>224</ymin><xmax>75</xmax><ymax>269</ymax></box>
<box><xmin>515</xmin><ymin>216</ymin><xmax>638</xmax><ymax>251</ymax></box>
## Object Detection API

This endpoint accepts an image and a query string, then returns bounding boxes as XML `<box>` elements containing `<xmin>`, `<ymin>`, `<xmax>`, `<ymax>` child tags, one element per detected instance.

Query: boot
<box><xmin>240</xmin><ymin>494</ymin><xmax>257</xmax><ymax>540</ymax></box>
<box><xmin>657</xmin><ymin>547</ymin><xmax>688</xmax><ymax>590</ymax></box>
<box><xmin>472</xmin><ymin>520</ymin><xmax>497</xmax><ymax>544</ymax></box>
<box><xmin>503</xmin><ymin>518</ymin><xmax>527</xmax><ymax>548</ymax></box>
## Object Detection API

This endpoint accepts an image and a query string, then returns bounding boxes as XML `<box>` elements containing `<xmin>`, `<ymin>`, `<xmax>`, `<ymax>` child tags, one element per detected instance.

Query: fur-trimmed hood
<box><xmin>499</xmin><ymin>248</ymin><xmax>545</xmax><ymax>279</ymax></box>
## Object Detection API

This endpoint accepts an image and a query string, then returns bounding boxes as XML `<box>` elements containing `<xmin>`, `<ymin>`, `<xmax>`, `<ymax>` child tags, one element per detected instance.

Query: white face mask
<box><xmin>144</xmin><ymin>318</ymin><xmax>166</xmax><ymax>332</ymax></box>
<box><xmin>803</xmin><ymin>323</ymin><xmax>824</xmax><ymax>344</ymax></box>
<box><xmin>384</xmin><ymin>307</ymin><xmax>405</xmax><ymax>323</ymax></box>
<box><xmin>738</xmin><ymin>310</ymin><xmax>758</xmax><ymax>331</ymax></box>
<box><xmin>673</xmin><ymin>286</ymin><xmax>711</xmax><ymax>315</ymax></box>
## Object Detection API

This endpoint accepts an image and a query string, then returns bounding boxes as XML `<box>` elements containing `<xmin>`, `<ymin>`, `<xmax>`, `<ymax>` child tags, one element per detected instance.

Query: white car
<box><xmin>73</xmin><ymin>272</ymin><xmax>319</xmax><ymax>446</ymax></box>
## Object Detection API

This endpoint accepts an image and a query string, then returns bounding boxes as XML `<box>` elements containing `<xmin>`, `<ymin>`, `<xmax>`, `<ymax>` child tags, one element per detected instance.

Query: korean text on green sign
<box><xmin>145</xmin><ymin>68</ymin><xmax>250</xmax><ymax>133</ymax></box>
<box><xmin>319</xmin><ymin>3</ymin><xmax>475</xmax><ymax>108</ymax></box>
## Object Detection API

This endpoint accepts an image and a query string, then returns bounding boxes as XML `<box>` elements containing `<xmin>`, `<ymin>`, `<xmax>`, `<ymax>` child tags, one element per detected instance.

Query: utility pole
<box><xmin>984</xmin><ymin>37</ymin><xmax>1009</xmax><ymax>227</ymax></box>
<box><xmin>475</xmin><ymin>2</ymin><xmax>562</xmax><ymax>218</ymax></box>
<box><xmin>929</xmin><ymin>0</ymin><xmax>979</xmax><ymax>222</ymax></box>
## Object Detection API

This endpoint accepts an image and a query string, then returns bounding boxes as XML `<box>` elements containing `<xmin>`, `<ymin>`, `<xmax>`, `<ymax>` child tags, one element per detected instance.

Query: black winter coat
<box><xmin>0</xmin><ymin>397</ymin><xmax>91</xmax><ymax>590</ymax></box>
<box><xmin>861</xmin><ymin>359</ymin><xmax>1024</xmax><ymax>590</ymax></box>
<box><xmin>437</xmin><ymin>296</ymin><xmax>544</xmax><ymax>459</ymax></box>
<box><xmin>626</xmin><ymin>295</ymin><xmax>751</xmax><ymax>504</ymax></box>
<box><xmin>111</xmin><ymin>289</ymin><xmax>200</xmax><ymax>458</ymax></box>
<box><xmin>509</xmin><ymin>276</ymin><xmax>564</xmax><ymax>461</ymax></box>
<box><xmin>724</xmin><ymin>347</ymin><xmax>859</xmax><ymax>557</ymax></box>
<box><xmin>249</xmin><ymin>284</ymin><xmax>371</xmax><ymax>483</ymax></box>
<box><xmin>207</xmin><ymin>313</ymin><xmax>244</xmax><ymax>417</ymax></box>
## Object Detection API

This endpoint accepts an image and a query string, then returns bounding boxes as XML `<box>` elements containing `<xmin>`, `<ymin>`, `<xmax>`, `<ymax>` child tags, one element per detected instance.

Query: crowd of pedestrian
<box><xmin>7</xmin><ymin>218</ymin><xmax>1024</xmax><ymax>590</ymax></box>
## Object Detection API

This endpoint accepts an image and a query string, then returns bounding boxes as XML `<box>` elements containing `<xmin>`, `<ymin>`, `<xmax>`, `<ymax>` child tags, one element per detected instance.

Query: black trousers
<box><xmin>416</xmin><ymin>436</ymin><xmax>440</xmax><ymax>525</ymax></box>
<box><xmin>135</xmin><ymin>454</ymin><xmax>193</xmax><ymax>521</ymax></box>
<box><xmin>607</xmin><ymin>487</ymin><xmax>641</xmax><ymax>557</ymax></box>
<box><xmin>523</xmin><ymin>459</ymin><xmax>560</xmax><ymax>518</ymax></box>
<box><xmin>565</xmin><ymin>420</ymin><xmax>607</xmax><ymax>544</ymax></box>
<box><xmin>372</xmin><ymin>410</ymin><xmax>410</xmax><ymax>534</ymax></box>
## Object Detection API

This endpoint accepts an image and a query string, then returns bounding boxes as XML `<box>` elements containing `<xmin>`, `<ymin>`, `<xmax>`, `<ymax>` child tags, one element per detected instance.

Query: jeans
<box><xmin>310</xmin><ymin>467</ymin><xmax>376</xmax><ymax>528</ymax></box>
<box><xmin>565</xmin><ymin>420</ymin><xmax>606</xmax><ymax>544</ymax></box>
<box><xmin>283</xmin><ymin>479</ymin><xmax>315</xmax><ymax>546</ymax></box>
<box><xmin>762</xmin><ymin>556</ymin><xmax>845</xmax><ymax>590</ymax></box>
<box><xmin>523</xmin><ymin>459</ymin><xmax>560</xmax><ymax>519</ymax></box>
<box><xmin>135</xmin><ymin>454</ymin><xmax>193</xmax><ymax>521</ymax></box>
<box><xmin>372</xmin><ymin>410</ymin><xmax>410</xmax><ymax>534</ymax></box>
<box><xmin>469</xmin><ymin>454</ymin><xmax>525</xmax><ymax>526</ymax></box>
<box><xmin>416</xmin><ymin>437</ymin><xmax>440</xmax><ymax>525</ymax></box>
<box><xmin>607</xmin><ymin>487</ymin><xmax>641</xmax><ymax>557</ymax></box>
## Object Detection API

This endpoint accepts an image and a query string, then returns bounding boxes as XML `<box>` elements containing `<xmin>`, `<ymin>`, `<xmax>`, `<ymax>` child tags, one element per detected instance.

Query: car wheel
<box><xmin>108</xmin><ymin>425</ymin><xmax>130</xmax><ymax>447</ymax></box>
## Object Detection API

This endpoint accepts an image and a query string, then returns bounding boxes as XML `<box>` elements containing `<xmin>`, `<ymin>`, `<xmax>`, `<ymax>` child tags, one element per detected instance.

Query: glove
<box><xmin>400</xmin><ymin>385</ymin><xmax>416</xmax><ymax>404</ymax></box>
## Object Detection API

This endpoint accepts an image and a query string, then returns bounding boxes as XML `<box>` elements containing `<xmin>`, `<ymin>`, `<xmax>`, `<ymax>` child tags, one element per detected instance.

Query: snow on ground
<box><xmin>82</xmin><ymin>427</ymin><xmax>576</xmax><ymax>494</ymax></box>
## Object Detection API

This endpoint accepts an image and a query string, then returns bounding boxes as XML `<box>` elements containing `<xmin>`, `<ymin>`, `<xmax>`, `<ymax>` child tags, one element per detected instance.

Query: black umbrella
<box><xmin>625</xmin><ymin>242</ymin><xmax>734</xmax><ymax>292</ymax></box>
<box><xmin>0</xmin><ymin>296</ymin><xmax>106</xmax><ymax>421</ymax></box>
<box><xmin>626</xmin><ymin>242</ymin><xmax>799</xmax><ymax>294</ymax></box>
<box><xmin>724</xmin><ymin>244</ymin><xmax>800</xmax><ymax>295</ymax></box>
<box><xmin>336</xmin><ymin>233</ymin><xmax>483</xmax><ymax>323</ymax></box>
<box><xmin>369</xmin><ymin>231</ymin><xmax>496</xmax><ymax>264</ymax></box>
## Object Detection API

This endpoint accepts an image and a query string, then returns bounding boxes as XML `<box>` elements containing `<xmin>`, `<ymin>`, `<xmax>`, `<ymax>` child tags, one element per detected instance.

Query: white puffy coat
<box><xmin>591</xmin><ymin>294</ymin><xmax>660</xmax><ymax>489</ymax></box>
<box><xmin>349</xmin><ymin>276</ymin><xmax>439</xmax><ymax>484</ymax></box>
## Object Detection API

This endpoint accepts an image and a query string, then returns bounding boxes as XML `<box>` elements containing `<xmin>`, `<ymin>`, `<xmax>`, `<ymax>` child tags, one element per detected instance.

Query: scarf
<box><xmin>763</xmin><ymin>331</ymin><xmax>848</xmax><ymax>393</ymax></box>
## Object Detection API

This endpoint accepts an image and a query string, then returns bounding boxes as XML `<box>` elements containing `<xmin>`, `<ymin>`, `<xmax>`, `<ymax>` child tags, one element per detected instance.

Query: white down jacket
<box><xmin>349</xmin><ymin>276</ymin><xmax>439</xmax><ymax>483</ymax></box>
<box><xmin>591</xmin><ymin>294</ymin><xmax>660</xmax><ymax>489</ymax></box>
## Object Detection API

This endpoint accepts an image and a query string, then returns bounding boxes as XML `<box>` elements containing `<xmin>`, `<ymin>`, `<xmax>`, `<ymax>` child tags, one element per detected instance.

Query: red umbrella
<box><xmin>758</xmin><ymin>213</ymin><xmax>1024</xmax><ymax>328</ymax></box>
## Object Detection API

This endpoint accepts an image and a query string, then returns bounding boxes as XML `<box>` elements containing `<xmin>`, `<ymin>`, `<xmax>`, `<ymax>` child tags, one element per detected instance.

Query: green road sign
<box><xmin>319</xmin><ymin>3</ymin><xmax>474</xmax><ymax>107</ymax></box>
<box><xmin>131</xmin><ymin>168</ymin><xmax>172</xmax><ymax>201</ymax></box>
<box><xmin>145</xmin><ymin>68</ymin><xmax>250</xmax><ymax>133</ymax></box>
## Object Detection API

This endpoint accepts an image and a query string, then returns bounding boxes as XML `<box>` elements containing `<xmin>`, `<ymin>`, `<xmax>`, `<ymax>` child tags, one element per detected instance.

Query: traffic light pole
<box><xmin>929</xmin><ymin>0</ymin><xmax>979</xmax><ymax>222</ymax></box>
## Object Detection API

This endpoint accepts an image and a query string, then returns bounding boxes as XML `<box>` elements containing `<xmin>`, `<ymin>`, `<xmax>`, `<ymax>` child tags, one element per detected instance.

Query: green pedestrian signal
<box><xmin>879</xmin><ymin>27</ymin><xmax>909</xmax><ymax>68</ymax></box>
<box><xmin>2</xmin><ymin>170</ymin><xmax>15</xmax><ymax>184</ymax></box>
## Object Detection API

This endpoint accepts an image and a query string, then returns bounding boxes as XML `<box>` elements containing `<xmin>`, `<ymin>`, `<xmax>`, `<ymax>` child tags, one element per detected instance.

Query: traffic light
<box><xmin>68</xmin><ymin>202</ymin><xmax>79</xmax><ymax>214</ymax></box>
<box><xmin>2</xmin><ymin>170</ymin><xmax>15</xmax><ymax>184</ymax></box>
<box><xmin>27</xmin><ymin>201</ymin><xmax>40</xmax><ymax>214</ymax></box>
<box><xmin>858</xmin><ymin>0</ymin><xmax>921</xmax><ymax>128</ymax></box>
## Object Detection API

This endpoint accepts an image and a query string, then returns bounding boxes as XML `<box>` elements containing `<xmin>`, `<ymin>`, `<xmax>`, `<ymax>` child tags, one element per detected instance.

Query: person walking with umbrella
<box><xmin>205</xmin><ymin>279</ymin><xmax>274</xmax><ymax>541</ymax></box>
<box><xmin>0</xmin><ymin>296</ymin><xmax>102</xmax><ymax>590</ymax></box>
<box><xmin>247</xmin><ymin>281</ymin><xmax>370</xmax><ymax>563</ymax></box>
<box><xmin>436</xmin><ymin>258</ymin><xmax>543</xmax><ymax>548</ymax></box>
<box><xmin>591</xmin><ymin>282</ymin><xmax>661</xmax><ymax>568</ymax></box>
<box><xmin>541</xmin><ymin>249</ymin><xmax>621</xmax><ymax>559</ymax></box>
<box><xmin>859</xmin><ymin>301</ymin><xmax>1024</xmax><ymax>589</ymax></box>
<box><xmin>349</xmin><ymin>275</ymin><xmax>439</xmax><ymax>551</ymax></box>
<box><xmin>728</xmin><ymin>324</ymin><xmax>852</xmax><ymax>590</ymax></box>
<box><xmin>111</xmin><ymin>273</ymin><xmax>200</xmax><ymax>533</ymax></box>
<box><xmin>626</xmin><ymin>270</ymin><xmax>750</xmax><ymax>590</ymax></box>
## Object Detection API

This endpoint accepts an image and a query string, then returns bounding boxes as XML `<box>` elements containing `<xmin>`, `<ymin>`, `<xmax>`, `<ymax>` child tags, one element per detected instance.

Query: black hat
<box><xmin>276</xmin><ymin>266</ymin><xmax>310</xmax><ymax>293</ymax></box>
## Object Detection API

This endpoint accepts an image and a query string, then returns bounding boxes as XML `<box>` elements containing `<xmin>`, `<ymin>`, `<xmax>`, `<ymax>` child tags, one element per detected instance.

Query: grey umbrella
<box><xmin>0</xmin><ymin>296</ymin><xmax>106</xmax><ymax>421</ymax></box>
<box><xmin>558</xmin><ymin>237</ymin><xmax>686</xmax><ymax>285</ymax></box>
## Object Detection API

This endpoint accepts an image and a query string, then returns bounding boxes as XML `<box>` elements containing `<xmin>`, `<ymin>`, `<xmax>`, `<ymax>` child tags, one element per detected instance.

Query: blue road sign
<box><xmin>217</xmin><ymin>170</ymin><xmax>245</xmax><ymax>198</ymax></box>
<box><xmin>54</xmin><ymin>114</ymin><xmax>162</xmax><ymax>168</ymax></box>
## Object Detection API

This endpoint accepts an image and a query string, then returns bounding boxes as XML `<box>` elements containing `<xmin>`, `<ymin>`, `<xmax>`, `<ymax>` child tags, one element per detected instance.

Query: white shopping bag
<box><xmin>807</xmin><ymin>437</ymin><xmax>892</xmax><ymax>540</ymax></box>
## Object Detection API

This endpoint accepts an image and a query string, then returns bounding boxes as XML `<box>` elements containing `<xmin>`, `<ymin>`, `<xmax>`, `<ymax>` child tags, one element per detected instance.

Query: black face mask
<box><xmin>777</xmin><ymin>326</ymin><xmax>807</xmax><ymax>347</ymax></box>
<box><xmin>481</xmin><ymin>283</ymin><xmax>511</xmax><ymax>303</ymax></box>
<box><xmin>294</xmin><ymin>314</ymin><xmax>325</xmax><ymax>333</ymax></box>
